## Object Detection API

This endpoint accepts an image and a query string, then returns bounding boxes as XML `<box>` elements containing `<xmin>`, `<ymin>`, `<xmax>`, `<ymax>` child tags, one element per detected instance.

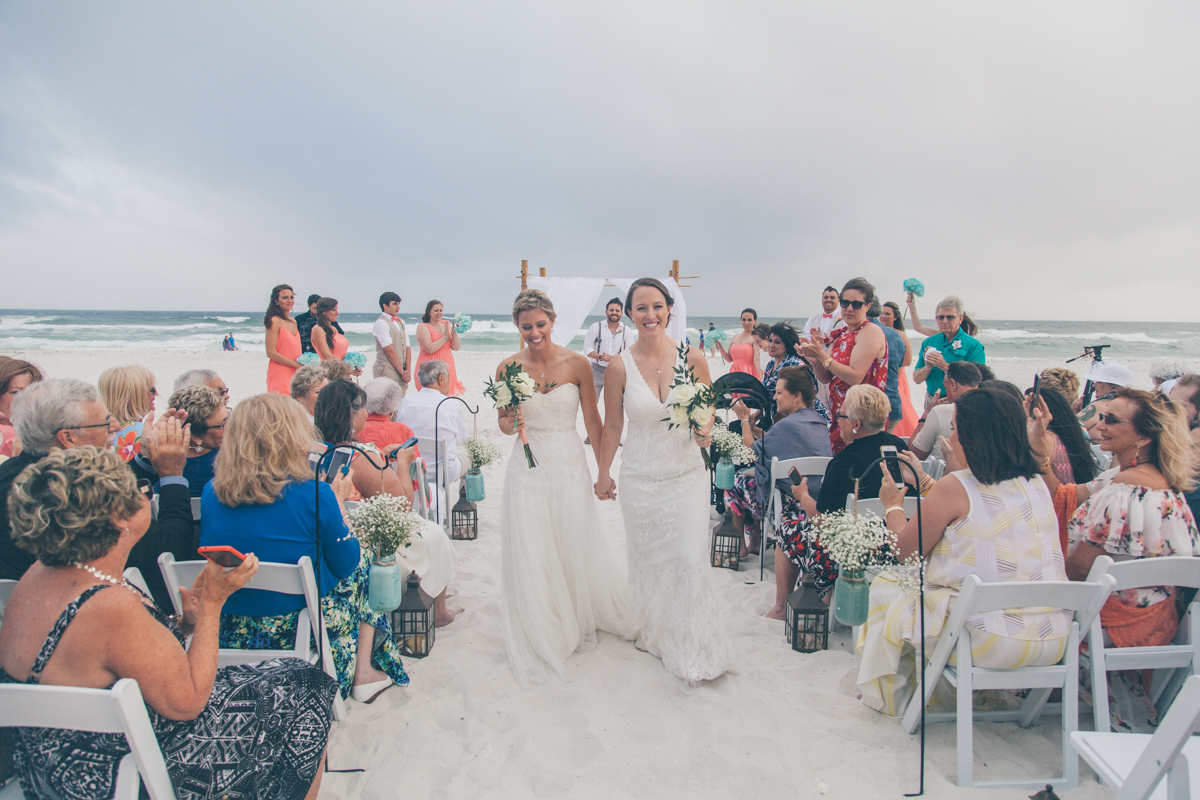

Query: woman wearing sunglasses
<box><xmin>798</xmin><ymin>277</ymin><xmax>889</xmax><ymax>454</ymax></box>
<box><xmin>912</xmin><ymin>295</ymin><xmax>986</xmax><ymax>401</ymax></box>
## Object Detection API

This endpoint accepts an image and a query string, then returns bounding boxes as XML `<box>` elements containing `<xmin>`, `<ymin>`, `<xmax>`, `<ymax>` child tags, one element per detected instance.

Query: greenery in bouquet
<box><xmin>347</xmin><ymin>493</ymin><xmax>423</xmax><ymax>562</ymax></box>
<box><xmin>661</xmin><ymin>342</ymin><xmax>716</xmax><ymax>468</ymax></box>
<box><xmin>710</xmin><ymin>420</ymin><xmax>755</xmax><ymax>465</ymax></box>
<box><xmin>465</xmin><ymin>436</ymin><xmax>502</xmax><ymax>472</ymax></box>
<box><xmin>484</xmin><ymin>362</ymin><xmax>540</xmax><ymax>467</ymax></box>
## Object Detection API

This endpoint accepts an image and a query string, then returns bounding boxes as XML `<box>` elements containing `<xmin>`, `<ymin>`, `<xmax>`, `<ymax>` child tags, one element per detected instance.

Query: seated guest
<box><xmin>761</xmin><ymin>321</ymin><xmax>805</xmax><ymax>422</ymax></box>
<box><xmin>0</xmin><ymin>447</ymin><xmax>336</xmax><ymax>800</ymax></box>
<box><xmin>1030</xmin><ymin>384</ymin><xmax>1097</xmax><ymax>486</ymax></box>
<box><xmin>200</xmin><ymin>393</ymin><xmax>410</xmax><ymax>703</ymax></box>
<box><xmin>1077</xmin><ymin>360</ymin><xmax>1136</xmax><ymax>437</ymax></box>
<box><xmin>320</xmin><ymin>358</ymin><xmax>355</xmax><ymax>383</ymax></box>
<box><xmin>290</xmin><ymin>365</ymin><xmax>329</xmax><ymax>421</ymax></box>
<box><xmin>0</xmin><ymin>379</ymin><xmax>193</xmax><ymax>610</ymax></box>
<box><xmin>398</xmin><ymin>360</ymin><xmax>467</xmax><ymax>485</ymax></box>
<box><xmin>315</xmin><ymin>380</ymin><xmax>458</xmax><ymax>627</ymax></box>
<box><xmin>858</xmin><ymin>388</ymin><xmax>1072</xmax><ymax>716</ymax></box>
<box><xmin>173</xmin><ymin>368</ymin><xmax>229</xmax><ymax>401</ymax></box>
<box><xmin>909</xmin><ymin>361</ymin><xmax>982</xmax><ymax>460</ymax></box>
<box><xmin>1150</xmin><ymin>359</ymin><xmax>1188</xmax><ymax>393</ymax></box>
<box><xmin>361</xmin><ymin>377</ymin><xmax>422</xmax><ymax>461</ymax></box>
<box><xmin>98</xmin><ymin>365</ymin><xmax>157</xmax><ymax>462</ymax></box>
<box><xmin>1040</xmin><ymin>366</ymin><xmax>1081</xmax><ymax>405</ymax></box>
<box><xmin>168</xmin><ymin>385</ymin><xmax>229</xmax><ymax>496</ymax></box>
<box><xmin>811</xmin><ymin>385</ymin><xmax>909</xmax><ymax>516</ymax></box>
<box><xmin>723</xmin><ymin>367</ymin><xmax>833</xmax><ymax>615</ymax></box>
<box><xmin>1169</xmin><ymin>374</ymin><xmax>1200</xmax><ymax>445</ymax></box>
<box><xmin>1031</xmin><ymin>387</ymin><xmax>1199</xmax><ymax>731</ymax></box>
<box><xmin>0</xmin><ymin>357</ymin><xmax>44</xmax><ymax>457</ymax></box>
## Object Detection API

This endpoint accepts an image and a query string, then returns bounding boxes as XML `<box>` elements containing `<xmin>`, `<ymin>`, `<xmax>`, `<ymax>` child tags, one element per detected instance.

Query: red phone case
<box><xmin>198</xmin><ymin>545</ymin><xmax>246</xmax><ymax>568</ymax></box>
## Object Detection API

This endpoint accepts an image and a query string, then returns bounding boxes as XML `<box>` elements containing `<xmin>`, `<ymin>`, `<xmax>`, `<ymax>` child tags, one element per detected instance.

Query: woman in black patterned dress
<box><xmin>0</xmin><ymin>446</ymin><xmax>337</xmax><ymax>800</ymax></box>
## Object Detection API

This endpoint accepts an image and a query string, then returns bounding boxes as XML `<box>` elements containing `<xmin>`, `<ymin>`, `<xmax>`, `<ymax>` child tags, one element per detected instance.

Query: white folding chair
<box><xmin>0</xmin><ymin>578</ymin><xmax>17</xmax><ymax>630</ymax></box>
<box><xmin>416</xmin><ymin>435</ymin><xmax>452</xmax><ymax>528</ymax></box>
<box><xmin>158</xmin><ymin>553</ymin><xmax>346</xmax><ymax>721</ymax></box>
<box><xmin>845</xmin><ymin>494</ymin><xmax>920</xmax><ymax>519</ymax></box>
<box><xmin>922</xmin><ymin>457</ymin><xmax>946</xmax><ymax>481</ymax></box>
<box><xmin>0</xmin><ymin>679</ymin><xmax>177</xmax><ymax>799</ymax></box>
<box><xmin>760</xmin><ymin>456</ymin><xmax>832</xmax><ymax>581</ymax></box>
<box><xmin>122</xmin><ymin>567</ymin><xmax>151</xmax><ymax>597</ymax></box>
<box><xmin>899</xmin><ymin>573</ymin><xmax>1116</xmax><ymax>790</ymax></box>
<box><xmin>149</xmin><ymin>496</ymin><xmax>202</xmax><ymax>522</ymax></box>
<box><xmin>1084</xmin><ymin>555</ymin><xmax>1200</xmax><ymax>733</ymax></box>
<box><xmin>1092</xmin><ymin>443</ymin><xmax>1114</xmax><ymax>471</ymax></box>
<box><xmin>1071</xmin><ymin>674</ymin><xmax>1200</xmax><ymax>800</ymax></box>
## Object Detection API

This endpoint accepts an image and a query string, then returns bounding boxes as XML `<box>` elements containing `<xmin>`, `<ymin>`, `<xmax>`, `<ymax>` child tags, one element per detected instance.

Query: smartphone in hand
<box><xmin>198</xmin><ymin>545</ymin><xmax>246</xmax><ymax>568</ymax></box>
<box><xmin>323</xmin><ymin>448</ymin><xmax>353</xmax><ymax>483</ymax></box>
<box><xmin>789</xmin><ymin>467</ymin><xmax>804</xmax><ymax>486</ymax></box>
<box><xmin>879</xmin><ymin>445</ymin><xmax>904</xmax><ymax>489</ymax></box>
<box><xmin>1028</xmin><ymin>374</ymin><xmax>1042</xmax><ymax>418</ymax></box>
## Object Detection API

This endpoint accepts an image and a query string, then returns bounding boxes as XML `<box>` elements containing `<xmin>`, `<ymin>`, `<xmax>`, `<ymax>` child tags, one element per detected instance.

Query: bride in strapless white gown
<box><xmin>498</xmin><ymin>290</ymin><xmax>627</xmax><ymax>688</ymax></box>
<box><xmin>595</xmin><ymin>280</ymin><xmax>733</xmax><ymax>683</ymax></box>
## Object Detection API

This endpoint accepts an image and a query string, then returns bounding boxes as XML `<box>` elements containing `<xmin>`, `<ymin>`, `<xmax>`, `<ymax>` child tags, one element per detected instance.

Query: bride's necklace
<box><xmin>638</xmin><ymin>345</ymin><xmax>675</xmax><ymax>374</ymax></box>
<box><xmin>73</xmin><ymin>562</ymin><xmax>138</xmax><ymax>594</ymax></box>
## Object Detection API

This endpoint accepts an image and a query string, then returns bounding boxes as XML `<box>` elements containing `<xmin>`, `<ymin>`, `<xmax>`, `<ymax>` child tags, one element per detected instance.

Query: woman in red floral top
<box><xmin>798</xmin><ymin>277</ymin><xmax>889</xmax><ymax>453</ymax></box>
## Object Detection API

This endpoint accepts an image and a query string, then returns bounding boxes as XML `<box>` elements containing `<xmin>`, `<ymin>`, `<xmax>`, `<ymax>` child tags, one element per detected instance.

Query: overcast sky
<box><xmin>1</xmin><ymin>2</ymin><xmax>1197</xmax><ymax>320</ymax></box>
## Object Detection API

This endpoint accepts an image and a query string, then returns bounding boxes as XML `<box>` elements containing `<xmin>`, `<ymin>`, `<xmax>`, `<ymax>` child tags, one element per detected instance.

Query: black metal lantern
<box><xmin>451</xmin><ymin>483</ymin><xmax>479</xmax><ymax>540</ymax></box>
<box><xmin>785</xmin><ymin>586</ymin><xmax>829</xmax><ymax>653</ymax></box>
<box><xmin>391</xmin><ymin>572</ymin><xmax>435</xmax><ymax>657</ymax></box>
<box><xmin>710</xmin><ymin>511</ymin><xmax>741</xmax><ymax>570</ymax></box>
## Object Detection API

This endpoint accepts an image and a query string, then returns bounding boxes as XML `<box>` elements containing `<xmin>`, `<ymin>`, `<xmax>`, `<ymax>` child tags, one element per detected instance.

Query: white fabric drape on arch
<box><xmin>525</xmin><ymin>277</ymin><xmax>607</xmax><ymax>348</ymax></box>
<box><xmin>609</xmin><ymin>277</ymin><xmax>688</xmax><ymax>345</ymax></box>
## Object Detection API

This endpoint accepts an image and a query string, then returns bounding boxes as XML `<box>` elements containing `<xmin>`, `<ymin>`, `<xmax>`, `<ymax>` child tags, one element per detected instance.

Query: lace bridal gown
<box><xmin>618</xmin><ymin>348</ymin><xmax>733</xmax><ymax>682</ymax></box>
<box><xmin>501</xmin><ymin>383</ymin><xmax>627</xmax><ymax>688</ymax></box>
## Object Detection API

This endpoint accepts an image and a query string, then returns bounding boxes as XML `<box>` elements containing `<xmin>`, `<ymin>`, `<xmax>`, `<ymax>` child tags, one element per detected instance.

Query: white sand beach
<box><xmin>3</xmin><ymin>347</ymin><xmax>1151</xmax><ymax>799</ymax></box>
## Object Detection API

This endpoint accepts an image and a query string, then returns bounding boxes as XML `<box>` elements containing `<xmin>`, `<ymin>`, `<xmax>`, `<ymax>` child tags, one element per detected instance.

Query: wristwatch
<box><xmin>822</xmin><ymin>357</ymin><xmax>833</xmax><ymax>369</ymax></box>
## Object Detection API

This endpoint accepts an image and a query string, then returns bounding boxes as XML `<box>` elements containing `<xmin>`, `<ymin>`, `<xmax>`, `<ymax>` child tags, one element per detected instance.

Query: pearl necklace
<box><xmin>73</xmin><ymin>562</ymin><xmax>138</xmax><ymax>594</ymax></box>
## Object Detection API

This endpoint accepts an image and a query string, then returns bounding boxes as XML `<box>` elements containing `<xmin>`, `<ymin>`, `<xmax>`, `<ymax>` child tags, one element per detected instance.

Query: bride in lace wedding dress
<box><xmin>595</xmin><ymin>279</ymin><xmax>733</xmax><ymax>683</ymax></box>
<box><xmin>498</xmin><ymin>290</ymin><xmax>627</xmax><ymax>688</ymax></box>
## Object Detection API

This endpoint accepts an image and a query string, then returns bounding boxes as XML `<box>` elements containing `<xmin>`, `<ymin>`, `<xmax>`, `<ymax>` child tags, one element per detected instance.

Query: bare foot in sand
<box><xmin>763</xmin><ymin>605</ymin><xmax>786</xmax><ymax>621</ymax></box>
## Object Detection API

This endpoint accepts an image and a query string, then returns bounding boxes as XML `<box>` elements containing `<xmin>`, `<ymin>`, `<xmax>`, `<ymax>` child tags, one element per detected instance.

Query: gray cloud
<box><xmin>1</xmin><ymin>1</ymin><xmax>1198</xmax><ymax>320</ymax></box>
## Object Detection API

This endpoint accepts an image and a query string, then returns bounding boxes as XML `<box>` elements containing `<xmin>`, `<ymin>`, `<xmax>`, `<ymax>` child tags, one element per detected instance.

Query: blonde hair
<box><xmin>97</xmin><ymin>365</ymin><xmax>156</xmax><ymax>425</ymax></box>
<box><xmin>9</xmin><ymin>447</ymin><xmax>142</xmax><ymax>566</ymax></box>
<box><xmin>213</xmin><ymin>394</ymin><xmax>315</xmax><ymax>506</ymax></box>
<box><xmin>167</xmin><ymin>385</ymin><xmax>225</xmax><ymax>436</ymax></box>
<box><xmin>841</xmin><ymin>385</ymin><xmax>890</xmax><ymax>434</ymax></box>
<box><xmin>1039</xmin><ymin>367</ymin><xmax>1080</xmax><ymax>402</ymax></box>
<box><xmin>320</xmin><ymin>359</ymin><xmax>354</xmax><ymax>382</ymax></box>
<box><xmin>1118</xmin><ymin>387</ymin><xmax>1198</xmax><ymax>492</ymax></box>
<box><xmin>511</xmin><ymin>289</ymin><xmax>556</xmax><ymax>325</ymax></box>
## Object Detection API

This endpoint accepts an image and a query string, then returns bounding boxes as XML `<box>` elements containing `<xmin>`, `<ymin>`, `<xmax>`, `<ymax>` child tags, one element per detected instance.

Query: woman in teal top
<box><xmin>913</xmin><ymin>294</ymin><xmax>985</xmax><ymax>398</ymax></box>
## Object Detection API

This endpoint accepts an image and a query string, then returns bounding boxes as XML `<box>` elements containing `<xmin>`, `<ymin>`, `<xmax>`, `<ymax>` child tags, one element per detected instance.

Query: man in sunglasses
<box><xmin>912</xmin><ymin>294</ymin><xmax>986</xmax><ymax>401</ymax></box>
<box><xmin>0</xmin><ymin>378</ymin><xmax>194</xmax><ymax>609</ymax></box>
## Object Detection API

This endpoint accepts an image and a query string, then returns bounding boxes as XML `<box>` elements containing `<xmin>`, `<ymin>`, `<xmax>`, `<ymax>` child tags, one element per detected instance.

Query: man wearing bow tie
<box><xmin>373</xmin><ymin>291</ymin><xmax>411</xmax><ymax>396</ymax></box>
<box><xmin>803</xmin><ymin>286</ymin><xmax>843</xmax><ymax>341</ymax></box>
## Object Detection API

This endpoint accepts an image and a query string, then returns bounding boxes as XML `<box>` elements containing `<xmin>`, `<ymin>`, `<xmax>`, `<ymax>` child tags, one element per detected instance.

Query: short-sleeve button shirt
<box><xmin>915</xmin><ymin>328</ymin><xmax>985</xmax><ymax>397</ymax></box>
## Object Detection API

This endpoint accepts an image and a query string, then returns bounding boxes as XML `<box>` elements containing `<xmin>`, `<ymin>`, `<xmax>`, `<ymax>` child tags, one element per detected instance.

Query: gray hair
<box><xmin>1150</xmin><ymin>359</ymin><xmax>1189</xmax><ymax>385</ymax></box>
<box><xmin>418</xmin><ymin>360</ymin><xmax>448</xmax><ymax>387</ymax></box>
<box><xmin>363</xmin><ymin>378</ymin><xmax>404</xmax><ymax>415</ymax></box>
<box><xmin>840</xmin><ymin>384</ymin><xmax>890</xmax><ymax>435</ymax></box>
<box><xmin>174</xmin><ymin>368</ymin><xmax>221</xmax><ymax>393</ymax></box>
<box><xmin>289</xmin><ymin>365</ymin><xmax>327</xmax><ymax>401</ymax></box>
<box><xmin>12</xmin><ymin>378</ymin><xmax>101</xmax><ymax>457</ymax></box>
<box><xmin>935</xmin><ymin>295</ymin><xmax>965</xmax><ymax>316</ymax></box>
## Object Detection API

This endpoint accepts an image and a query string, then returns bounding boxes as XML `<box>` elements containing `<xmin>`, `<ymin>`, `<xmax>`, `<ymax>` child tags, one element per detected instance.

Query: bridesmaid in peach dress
<box><xmin>264</xmin><ymin>284</ymin><xmax>303</xmax><ymax>394</ymax></box>
<box><xmin>311</xmin><ymin>297</ymin><xmax>361</xmax><ymax>377</ymax></box>
<box><xmin>880</xmin><ymin>301</ymin><xmax>918</xmax><ymax>436</ymax></box>
<box><xmin>415</xmin><ymin>299</ymin><xmax>464</xmax><ymax>396</ymax></box>
<box><xmin>714</xmin><ymin>308</ymin><xmax>762</xmax><ymax>379</ymax></box>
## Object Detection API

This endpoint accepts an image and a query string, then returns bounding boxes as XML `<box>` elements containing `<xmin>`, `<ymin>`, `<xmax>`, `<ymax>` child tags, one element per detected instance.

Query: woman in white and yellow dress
<box><xmin>856</xmin><ymin>386</ymin><xmax>1072</xmax><ymax>716</ymax></box>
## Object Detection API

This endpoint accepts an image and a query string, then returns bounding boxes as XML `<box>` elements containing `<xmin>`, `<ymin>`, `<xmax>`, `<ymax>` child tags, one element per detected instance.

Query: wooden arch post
<box><xmin>517</xmin><ymin>260</ymin><xmax>547</xmax><ymax>290</ymax></box>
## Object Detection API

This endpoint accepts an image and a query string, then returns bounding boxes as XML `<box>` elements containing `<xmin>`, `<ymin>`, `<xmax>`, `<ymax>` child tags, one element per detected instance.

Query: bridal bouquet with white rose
<box><xmin>661</xmin><ymin>342</ymin><xmax>716</xmax><ymax>469</ymax></box>
<box><xmin>484</xmin><ymin>362</ymin><xmax>540</xmax><ymax>468</ymax></box>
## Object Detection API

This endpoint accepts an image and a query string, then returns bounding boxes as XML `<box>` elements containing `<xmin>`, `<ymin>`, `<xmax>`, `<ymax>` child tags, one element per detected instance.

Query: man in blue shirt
<box><xmin>868</xmin><ymin>301</ymin><xmax>905</xmax><ymax>431</ymax></box>
<box><xmin>913</xmin><ymin>295</ymin><xmax>985</xmax><ymax>399</ymax></box>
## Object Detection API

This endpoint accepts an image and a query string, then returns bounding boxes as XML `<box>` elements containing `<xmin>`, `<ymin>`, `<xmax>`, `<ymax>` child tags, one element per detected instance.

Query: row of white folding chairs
<box><xmin>149</xmin><ymin>495</ymin><xmax>202</xmax><ymax>522</ymax></box>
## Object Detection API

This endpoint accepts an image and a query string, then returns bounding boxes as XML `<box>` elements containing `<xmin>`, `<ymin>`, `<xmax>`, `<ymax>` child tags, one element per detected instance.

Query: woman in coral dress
<box><xmin>714</xmin><ymin>308</ymin><xmax>762</xmax><ymax>379</ymax></box>
<box><xmin>415</xmin><ymin>299</ymin><xmax>464</xmax><ymax>396</ymax></box>
<box><xmin>880</xmin><ymin>301</ymin><xmax>919</xmax><ymax>436</ymax></box>
<box><xmin>265</xmin><ymin>284</ymin><xmax>303</xmax><ymax>394</ymax></box>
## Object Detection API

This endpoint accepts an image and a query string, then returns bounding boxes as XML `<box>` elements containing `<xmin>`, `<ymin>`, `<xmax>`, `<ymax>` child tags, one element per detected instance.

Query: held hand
<box><xmin>330</xmin><ymin>469</ymin><xmax>356</xmax><ymax>502</ymax></box>
<box><xmin>941</xmin><ymin>436</ymin><xmax>966</xmax><ymax>473</ymax></box>
<box><xmin>691</xmin><ymin>413</ymin><xmax>715</xmax><ymax>448</ymax></box>
<box><xmin>1024</xmin><ymin>394</ymin><xmax>1054</xmax><ymax>460</ymax></box>
<box><xmin>594</xmin><ymin>474</ymin><xmax>617</xmax><ymax>501</ymax></box>
<box><xmin>389</xmin><ymin>447</ymin><xmax>415</xmax><ymax>473</ymax></box>
<box><xmin>514</xmin><ymin>405</ymin><xmax>527</xmax><ymax>435</ymax></box>
<box><xmin>907</xmin><ymin>292</ymin><xmax>916</xmax><ymax>308</ymax></box>
<box><xmin>731</xmin><ymin>400</ymin><xmax>750</xmax><ymax>421</ymax></box>
<box><xmin>878</xmin><ymin>463</ymin><xmax>908</xmax><ymax>507</ymax></box>
<box><xmin>146</xmin><ymin>415</ymin><xmax>189</xmax><ymax>478</ymax></box>
<box><xmin>790</xmin><ymin>477</ymin><xmax>810</xmax><ymax>503</ymax></box>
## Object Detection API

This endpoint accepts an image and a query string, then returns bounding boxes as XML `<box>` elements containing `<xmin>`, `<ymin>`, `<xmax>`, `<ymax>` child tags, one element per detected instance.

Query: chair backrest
<box><xmin>0</xmin><ymin>578</ymin><xmax>16</xmax><ymax>628</ymax></box>
<box><xmin>416</xmin><ymin>435</ymin><xmax>451</xmax><ymax>525</ymax></box>
<box><xmin>122</xmin><ymin>568</ymin><xmax>151</xmax><ymax>597</ymax></box>
<box><xmin>946</xmin><ymin>574</ymin><xmax>1116</xmax><ymax>644</ymax></box>
<box><xmin>1119</xmin><ymin>674</ymin><xmax>1200</xmax><ymax>800</ymax></box>
<box><xmin>845</xmin><ymin>494</ymin><xmax>920</xmax><ymax>518</ymax></box>
<box><xmin>191</xmin><ymin>497</ymin><xmax>201</xmax><ymax>521</ymax></box>
<box><xmin>159</xmin><ymin>553</ymin><xmax>314</xmax><ymax>616</ymax></box>
<box><xmin>416</xmin><ymin>436</ymin><xmax>449</xmax><ymax>470</ymax></box>
<box><xmin>0</xmin><ymin>679</ymin><xmax>177</xmax><ymax>799</ymax></box>
<box><xmin>770</xmin><ymin>456</ymin><xmax>832</xmax><ymax>482</ymax></box>
<box><xmin>922</xmin><ymin>457</ymin><xmax>946</xmax><ymax>481</ymax></box>
<box><xmin>1086</xmin><ymin>555</ymin><xmax>1200</xmax><ymax>593</ymax></box>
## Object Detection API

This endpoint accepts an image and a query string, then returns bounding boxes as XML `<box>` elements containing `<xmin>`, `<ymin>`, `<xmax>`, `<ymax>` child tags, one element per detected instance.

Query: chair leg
<box><xmin>1018</xmin><ymin>688</ymin><xmax>1053</xmax><ymax>729</ymax></box>
<box><xmin>1062</xmin><ymin>631</ymin><xmax>1080</xmax><ymax>790</ymax></box>
<box><xmin>1167</xmin><ymin>753</ymin><xmax>1190</xmax><ymax>800</ymax></box>
<box><xmin>957</xmin><ymin>636</ymin><xmax>974</xmax><ymax>788</ymax></box>
<box><xmin>1092</xmin><ymin>649</ymin><xmax>1111</xmax><ymax>733</ymax></box>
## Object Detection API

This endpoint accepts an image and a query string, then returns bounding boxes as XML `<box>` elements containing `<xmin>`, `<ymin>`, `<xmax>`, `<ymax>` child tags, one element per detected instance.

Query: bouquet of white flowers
<box><xmin>464</xmin><ymin>436</ymin><xmax>502</xmax><ymax>472</ymax></box>
<box><xmin>348</xmin><ymin>493</ymin><xmax>424</xmax><ymax>562</ymax></box>
<box><xmin>661</xmin><ymin>341</ymin><xmax>716</xmax><ymax>468</ymax></box>
<box><xmin>484</xmin><ymin>362</ymin><xmax>540</xmax><ymax>468</ymax></box>
<box><xmin>710</xmin><ymin>420</ymin><xmax>755</xmax><ymax>466</ymax></box>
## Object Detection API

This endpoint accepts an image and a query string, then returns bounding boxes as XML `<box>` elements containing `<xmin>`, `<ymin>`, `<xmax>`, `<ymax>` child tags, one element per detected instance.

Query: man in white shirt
<box><xmin>909</xmin><ymin>361</ymin><xmax>982</xmax><ymax>460</ymax></box>
<box><xmin>372</xmin><ymin>291</ymin><xmax>411</xmax><ymax>395</ymax></box>
<box><xmin>585</xmin><ymin>298</ymin><xmax>632</xmax><ymax>396</ymax></box>
<box><xmin>397</xmin><ymin>360</ymin><xmax>467</xmax><ymax>485</ymax></box>
<box><xmin>803</xmin><ymin>286</ymin><xmax>842</xmax><ymax>342</ymax></box>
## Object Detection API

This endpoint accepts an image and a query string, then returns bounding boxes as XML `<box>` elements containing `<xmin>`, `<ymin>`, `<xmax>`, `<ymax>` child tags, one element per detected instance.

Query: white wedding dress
<box><xmin>618</xmin><ymin>348</ymin><xmax>733</xmax><ymax>682</ymax></box>
<box><xmin>500</xmin><ymin>382</ymin><xmax>627</xmax><ymax>689</ymax></box>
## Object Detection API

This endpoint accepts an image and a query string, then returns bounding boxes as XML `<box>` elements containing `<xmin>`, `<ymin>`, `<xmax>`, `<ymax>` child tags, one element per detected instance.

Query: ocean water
<box><xmin>1</xmin><ymin>310</ymin><xmax>1198</xmax><ymax>363</ymax></box>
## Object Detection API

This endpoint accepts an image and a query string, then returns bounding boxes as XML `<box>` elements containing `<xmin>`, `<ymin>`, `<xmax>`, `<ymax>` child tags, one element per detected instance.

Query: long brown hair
<box><xmin>0</xmin><ymin>357</ymin><xmax>45</xmax><ymax>395</ymax></box>
<box><xmin>422</xmin><ymin>299</ymin><xmax>442</xmax><ymax>324</ymax></box>
<box><xmin>263</xmin><ymin>284</ymin><xmax>293</xmax><ymax>329</ymax></box>
<box><xmin>882</xmin><ymin>301</ymin><xmax>905</xmax><ymax>331</ymax></box>
<box><xmin>313</xmin><ymin>297</ymin><xmax>338</xmax><ymax>346</ymax></box>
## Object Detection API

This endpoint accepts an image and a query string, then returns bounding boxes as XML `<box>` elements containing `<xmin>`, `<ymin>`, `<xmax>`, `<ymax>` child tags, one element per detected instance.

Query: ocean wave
<box><xmin>978</xmin><ymin>329</ymin><xmax>1180</xmax><ymax>345</ymax></box>
<box><xmin>210</xmin><ymin>316</ymin><xmax>249</xmax><ymax>323</ymax></box>
<box><xmin>0</xmin><ymin>322</ymin><xmax>230</xmax><ymax>332</ymax></box>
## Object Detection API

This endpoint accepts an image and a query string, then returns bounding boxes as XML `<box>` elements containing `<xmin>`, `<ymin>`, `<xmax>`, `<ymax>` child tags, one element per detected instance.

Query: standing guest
<box><xmin>585</xmin><ymin>298</ymin><xmax>633</xmax><ymax>399</ymax></box>
<box><xmin>751</xmin><ymin>322</ymin><xmax>772</xmax><ymax>377</ymax></box>
<box><xmin>1077</xmin><ymin>360</ymin><xmax>1136</xmax><ymax>437</ymax></box>
<box><xmin>761</xmin><ymin>322</ymin><xmax>809</xmax><ymax>422</ymax></box>
<box><xmin>174</xmin><ymin>369</ymin><xmax>229</xmax><ymax>401</ymax></box>
<box><xmin>372</xmin><ymin>291</ymin><xmax>411</xmax><ymax>393</ymax></box>
<box><xmin>0</xmin><ymin>358</ymin><xmax>44</xmax><ymax>457</ymax></box>
<box><xmin>0</xmin><ymin>379</ymin><xmax>193</xmax><ymax>610</ymax></box>
<box><xmin>264</xmin><ymin>284</ymin><xmax>302</xmax><ymax>395</ymax></box>
<box><xmin>222</xmin><ymin>332</ymin><xmax>237</xmax><ymax>351</ymax></box>
<box><xmin>800</xmin><ymin>277</ymin><xmax>889</xmax><ymax>453</ymax></box>
<box><xmin>908</xmin><ymin>361</ymin><xmax>982</xmax><ymax>460</ymax></box>
<box><xmin>200</xmin><ymin>394</ymin><xmax>410</xmax><ymax>703</ymax></box>
<box><xmin>906</xmin><ymin>292</ymin><xmax>980</xmax><ymax>339</ymax></box>
<box><xmin>1169</xmin><ymin>375</ymin><xmax>1200</xmax><ymax>522</ymax></box>
<box><xmin>0</xmin><ymin>448</ymin><xmax>337</xmax><ymax>800</ymax></box>
<box><xmin>295</xmin><ymin>293</ymin><xmax>345</xmax><ymax>354</ymax></box>
<box><xmin>868</xmin><ymin>301</ymin><xmax>906</xmax><ymax>434</ymax></box>
<box><xmin>803</xmin><ymin>286</ymin><xmax>843</xmax><ymax>341</ymax></box>
<box><xmin>310</xmin><ymin>297</ymin><xmax>353</xmax><ymax>369</ymax></box>
<box><xmin>880</xmin><ymin>301</ymin><xmax>919</xmax><ymax>436</ymax></box>
<box><xmin>714</xmin><ymin>309</ymin><xmax>762</xmax><ymax>380</ymax></box>
<box><xmin>98</xmin><ymin>365</ymin><xmax>157</xmax><ymax>462</ymax></box>
<box><xmin>706</xmin><ymin>322</ymin><xmax>717</xmax><ymax>356</ymax></box>
<box><xmin>397</xmin><ymin>361</ymin><xmax>468</xmax><ymax>504</ymax></box>
<box><xmin>289</xmin><ymin>365</ymin><xmax>329</xmax><ymax>421</ymax></box>
<box><xmin>1039</xmin><ymin>366</ymin><xmax>1081</xmax><ymax>405</ymax></box>
<box><xmin>415</xmin><ymin>300</ymin><xmax>464</xmax><ymax>396</ymax></box>
<box><xmin>360</xmin><ymin>378</ymin><xmax>422</xmax><ymax>464</ymax></box>
<box><xmin>167</xmin><ymin>386</ymin><xmax>229</xmax><ymax>496</ymax></box>
<box><xmin>912</xmin><ymin>295</ymin><xmax>986</xmax><ymax>402</ymax></box>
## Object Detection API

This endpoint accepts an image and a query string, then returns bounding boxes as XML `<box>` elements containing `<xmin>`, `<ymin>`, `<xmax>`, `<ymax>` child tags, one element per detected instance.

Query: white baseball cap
<box><xmin>1086</xmin><ymin>360</ymin><xmax>1136</xmax><ymax>388</ymax></box>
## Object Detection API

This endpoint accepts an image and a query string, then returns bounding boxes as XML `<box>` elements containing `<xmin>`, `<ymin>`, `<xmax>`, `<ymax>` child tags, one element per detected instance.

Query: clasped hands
<box><xmin>796</xmin><ymin>336</ymin><xmax>830</xmax><ymax>365</ymax></box>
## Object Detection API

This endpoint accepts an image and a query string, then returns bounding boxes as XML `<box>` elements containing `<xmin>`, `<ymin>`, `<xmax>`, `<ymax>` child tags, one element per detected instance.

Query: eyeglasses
<box><xmin>217</xmin><ymin>387</ymin><xmax>230</xmax><ymax>397</ymax></box>
<box><xmin>839</xmin><ymin>299</ymin><xmax>865</xmax><ymax>310</ymax></box>
<box><xmin>836</xmin><ymin>413</ymin><xmax>851</xmax><ymax>420</ymax></box>
<box><xmin>149</xmin><ymin>387</ymin><xmax>158</xmax><ymax>396</ymax></box>
<box><xmin>1099</xmin><ymin>412</ymin><xmax>1131</xmax><ymax>426</ymax></box>
<box><xmin>57</xmin><ymin>416</ymin><xmax>112</xmax><ymax>434</ymax></box>
<box><xmin>935</xmin><ymin>315</ymin><xmax>959</xmax><ymax>322</ymax></box>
